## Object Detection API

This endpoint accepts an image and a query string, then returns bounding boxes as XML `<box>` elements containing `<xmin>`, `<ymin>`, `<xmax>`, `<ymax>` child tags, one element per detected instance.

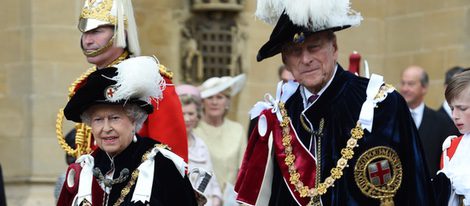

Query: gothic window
<box><xmin>182</xmin><ymin>11</ymin><xmax>245</xmax><ymax>84</ymax></box>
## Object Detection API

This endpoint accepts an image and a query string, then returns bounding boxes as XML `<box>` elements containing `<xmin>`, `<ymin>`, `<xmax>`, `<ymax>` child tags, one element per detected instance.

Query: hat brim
<box><xmin>256</xmin><ymin>13</ymin><xmax>351</xmax><ymax>62</ymax></box>
<box><xmin>78</xmin><ymin>18</ymin><xmax>114</xmax><ymax>33</ymax></box>
<box><xmin>65</xmin><ymin>98</ymin><xmax>153</xmax><ymax>123</ymax></box>
<box><xmin>200</xmin><ymin>74</ymin><xmax>246</xmax><ymax>99</ymax></box>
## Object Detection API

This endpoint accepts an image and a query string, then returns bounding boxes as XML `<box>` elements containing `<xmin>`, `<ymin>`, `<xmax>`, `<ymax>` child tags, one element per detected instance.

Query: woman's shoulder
<box><xmin>152</xmin><ymin>145</ymin><xmax>187</xmax><ymax>174</ymax></box>
<box><xmin>192</xmin><ymin>135</ymin><xmax>210</xmax><ymax>149</ymax></box>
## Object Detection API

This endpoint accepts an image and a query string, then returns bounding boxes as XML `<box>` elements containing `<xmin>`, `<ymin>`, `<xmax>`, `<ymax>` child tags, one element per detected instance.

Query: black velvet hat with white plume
<box><xmin>64</xmin><ymin>56</ymin><xmax>164</xmax><ymax>123</ymax></box>
<box><xmin>256</xmin><ymin>0</ymin><xmax>363</xmax><ymax>62</ymax></box>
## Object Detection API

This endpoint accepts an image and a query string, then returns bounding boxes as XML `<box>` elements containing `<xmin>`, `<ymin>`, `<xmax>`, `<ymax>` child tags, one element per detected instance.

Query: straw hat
<box><xmin>199</xmin><ymin>74</ymin><xmax>246</xmax><ymax>99</ymax></box>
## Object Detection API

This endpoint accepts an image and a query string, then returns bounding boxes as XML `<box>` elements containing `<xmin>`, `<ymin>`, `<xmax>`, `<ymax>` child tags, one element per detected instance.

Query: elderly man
<box><xmin>57</xmin><ymin>0</ymin><xmax>188</xmax><ymax>161</ymax></box>
<box><xmin>235</xmin><ymin>0</ymin><xmax>435</xmax><ymax>205</ymax></box>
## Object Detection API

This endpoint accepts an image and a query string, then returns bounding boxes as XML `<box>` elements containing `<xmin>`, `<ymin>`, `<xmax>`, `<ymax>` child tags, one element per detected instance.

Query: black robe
<box><xmin>57</xmin><ymin>136</ymin><xmax>197</xmax><ymax>206</ymax></box>
<box><xmin>268</xmin><ymin>66</ymin><xmax>436</xmax><ymax>206</ymax></box>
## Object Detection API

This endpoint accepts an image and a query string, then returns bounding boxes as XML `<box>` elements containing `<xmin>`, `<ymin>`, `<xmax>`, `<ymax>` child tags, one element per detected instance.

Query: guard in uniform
<box><xmin>235</xmin><ymin>0</ymin><xmax>435</xmax><ymax>205</ymax></box>
<box><xmin>56</xmin><ymin>0</ymin><xmax>188</xmax><ymax>162</ymax></box>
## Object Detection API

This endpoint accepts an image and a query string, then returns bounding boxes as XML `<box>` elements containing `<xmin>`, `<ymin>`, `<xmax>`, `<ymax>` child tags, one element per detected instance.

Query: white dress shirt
<box><xmin>410</xmin><ymin>102</ymin><xmax>425</xmax><ymax>128</ymax></box>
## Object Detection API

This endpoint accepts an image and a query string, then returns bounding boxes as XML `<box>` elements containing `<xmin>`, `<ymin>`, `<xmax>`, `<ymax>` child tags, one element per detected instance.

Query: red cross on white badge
<box><xmin>104</xmin><ymin>86</ymin><xmax>117</xmax><ymax>99</ymax></box>
<box><xmin>367</xmin><ymin>159</ymin><xmax>392</xmax><ymax>186</ymax></box>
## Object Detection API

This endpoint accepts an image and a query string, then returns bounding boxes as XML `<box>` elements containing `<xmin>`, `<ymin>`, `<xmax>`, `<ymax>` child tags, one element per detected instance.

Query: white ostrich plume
<box><xmin>109</xmin><ymin>56</ymin><xmax>164</xmax><ymax>103</ymax></box>
<box><xmin>255</xmin><ymin>0</ymin><xmax>363</xmax><ymax>31</ymax></box>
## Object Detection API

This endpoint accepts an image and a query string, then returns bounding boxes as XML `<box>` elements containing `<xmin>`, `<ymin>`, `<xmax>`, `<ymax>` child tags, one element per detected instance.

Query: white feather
<box><xmin>124</xmin><ymin>0</ymin><xmax>141</xmax><ymax>56</ymax></box>
<box><xmin>255</xmin><ymin>0</ymin><xmax>284</xmax><ymax>25</ymax></box>
<box><xmin>109</xmin><ymin>56</ymin><xmax>164</xmax><ymax>104</ymax></box>
<box><xmin>115</xmin><ymin>0</ymin><xmax>126</xmax><ymax>48</ymax></box>
<box><xmin>256</xmin><ymin>0</ymin><xmax>362</xmax><ymax>29</ymax></box>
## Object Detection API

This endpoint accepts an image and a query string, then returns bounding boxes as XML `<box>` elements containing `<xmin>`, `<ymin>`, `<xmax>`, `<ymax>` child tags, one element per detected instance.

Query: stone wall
<box><xmin>0</xmin><ymin>0</ymin><xmax>468</xmax><ymax>205</ymax></box>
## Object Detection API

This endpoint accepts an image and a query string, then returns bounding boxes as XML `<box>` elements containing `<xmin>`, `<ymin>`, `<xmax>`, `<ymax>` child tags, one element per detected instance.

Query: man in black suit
<box><xmin>437</xmin><ymin>66</ymin><xmax>465</xmax><ymax>136</ymax></box>
<box><xmin>400</xmin><ymin>65</ymin><xmax>455</xmax><ymax>178</ymax></box>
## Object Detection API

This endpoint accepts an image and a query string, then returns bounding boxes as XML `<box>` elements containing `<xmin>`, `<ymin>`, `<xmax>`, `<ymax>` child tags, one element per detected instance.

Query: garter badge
<box><xmin>354</xmin><ymin>146</ymin><xmax>402</xmax><ymax>206</ymax></box>
<box><xmin>104</xmin><ymin>85</ymin><xmax>117</xmax><ymax>99</ymax></box>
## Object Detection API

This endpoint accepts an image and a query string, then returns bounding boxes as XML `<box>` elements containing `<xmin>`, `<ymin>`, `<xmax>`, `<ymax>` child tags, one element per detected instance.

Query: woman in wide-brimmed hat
<box><xmin>193</xmin><ymin>74</ymin><xmax>247</xmax><ymax>205</ymax></box>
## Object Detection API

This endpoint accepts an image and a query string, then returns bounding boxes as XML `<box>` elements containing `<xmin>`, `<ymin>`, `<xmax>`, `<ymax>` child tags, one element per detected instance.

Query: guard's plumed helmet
<box><xmin>256</xmin><ymin>0</ymin><xmax>363</xmax><ymax>62</ymax></box>
<box><xmin>78</xmin><ymin>0</ymin><xmax>140</xmax><ymax>56</ymax></box>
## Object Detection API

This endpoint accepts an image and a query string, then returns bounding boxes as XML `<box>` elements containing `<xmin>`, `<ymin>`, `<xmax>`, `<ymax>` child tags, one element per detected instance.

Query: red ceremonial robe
<box><xmin>236</xmin><ymin>109</ymin><xmax>317</xmax><ymax>206</ymax></box>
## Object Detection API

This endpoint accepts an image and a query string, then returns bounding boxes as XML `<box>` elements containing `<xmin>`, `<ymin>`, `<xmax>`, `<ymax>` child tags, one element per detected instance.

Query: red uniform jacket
<box><xmin>138</xmin><ymin>75</ymin><xmax>188</xmax><ymax>162</ymax></box>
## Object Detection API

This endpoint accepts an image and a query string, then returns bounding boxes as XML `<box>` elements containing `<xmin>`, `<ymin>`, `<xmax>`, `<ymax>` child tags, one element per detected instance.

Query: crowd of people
<box><xmin>50</xmin><ymin>0</ymin><xmax>470</xmax><ymax>205</ymax></box>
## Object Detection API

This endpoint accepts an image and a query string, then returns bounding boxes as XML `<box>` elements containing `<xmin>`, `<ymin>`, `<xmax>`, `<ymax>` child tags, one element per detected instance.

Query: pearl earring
<box><xmin>133</xmin><ymin>135</ymin><xmax>137</xmax><ymax>143</ymax></box>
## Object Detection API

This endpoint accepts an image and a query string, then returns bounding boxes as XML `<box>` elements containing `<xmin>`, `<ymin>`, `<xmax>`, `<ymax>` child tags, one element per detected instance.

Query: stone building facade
<box><xmin>0</xmin><ymin>0</ymin><xmax>469</xmax><ymax>205</ymax></box>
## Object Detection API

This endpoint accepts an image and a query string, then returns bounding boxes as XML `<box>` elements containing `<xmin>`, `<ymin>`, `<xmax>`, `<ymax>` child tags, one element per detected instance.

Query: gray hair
<box><xmin>80</xmin><ymin>104</ymin><xmax>148</xmax><ymax>132</ymax></box>
<box><xmin>179</xmin><ymin>94</ymin><xmax>202</xmax><ymax>119</ymax></box>
<box><xmin>420</xmin><ymin>70</ymin><xmax>429</xmax><ymax>87</ymax></box>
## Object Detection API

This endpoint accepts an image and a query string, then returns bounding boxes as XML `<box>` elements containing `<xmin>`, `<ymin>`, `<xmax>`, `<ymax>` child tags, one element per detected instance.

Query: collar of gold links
<box><xmin>278</xmin><ymin>102</ymin><xmax>365</xmax><ymax>205</ymax></box>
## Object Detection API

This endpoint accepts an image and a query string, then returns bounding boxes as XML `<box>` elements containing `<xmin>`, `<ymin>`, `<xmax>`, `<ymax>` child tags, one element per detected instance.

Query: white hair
<box><xmin>80</xmin><ymin>104</ymin><xmax>148</xmax><ymax>132</ymax></box>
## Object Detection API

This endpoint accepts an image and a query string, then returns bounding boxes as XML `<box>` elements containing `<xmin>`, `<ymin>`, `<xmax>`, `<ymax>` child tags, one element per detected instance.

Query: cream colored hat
<box><xmin>199</xmin><ymin>74</ymin><xmax>246</xmax><ymax>99</ymax></box>
<box><xmin>78</xmin><ymin>0</ymin><xmax>140</xmax><ymax>56</ymax></box>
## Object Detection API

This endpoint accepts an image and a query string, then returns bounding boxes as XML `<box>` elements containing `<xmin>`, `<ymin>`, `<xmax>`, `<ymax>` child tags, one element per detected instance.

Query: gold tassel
<box><xmin>380</xmin><ymin>198</ymin><xmax>394</xmax><ymax>206</ymax></box>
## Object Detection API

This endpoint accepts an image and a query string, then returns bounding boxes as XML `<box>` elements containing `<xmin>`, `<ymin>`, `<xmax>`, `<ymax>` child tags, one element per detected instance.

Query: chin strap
<box><xmin>82</xmin><ymin>36</ymin><xmax>115</xmax><ymax>57</ymax></box>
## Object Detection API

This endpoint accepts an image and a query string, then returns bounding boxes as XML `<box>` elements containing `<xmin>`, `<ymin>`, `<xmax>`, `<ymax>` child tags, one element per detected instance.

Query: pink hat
<box><xmin>176</xmin><ymin>84</ymin><xmax>201</xmax><ymax>99</ymax></box>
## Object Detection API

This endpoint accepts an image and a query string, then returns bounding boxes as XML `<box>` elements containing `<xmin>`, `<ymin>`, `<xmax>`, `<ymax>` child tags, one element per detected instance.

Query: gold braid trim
<box><xmin>278</xmin><ymin>102</ymin><xmax>365</xmax><ymax>205</ymax></box>
<box><xmin>56</xmin><ymin>52</ymin><xmax>129</xmax><ymax>157</ymax></box>
<box><xmin>159</xmin><ymin>64</ymin><xmax>173</xmax><ymax>80</ymax></box>
<box><xmin>67</xmin><ymin>67</ymin><xmax>97</xmax><ymax>99</ymax></box>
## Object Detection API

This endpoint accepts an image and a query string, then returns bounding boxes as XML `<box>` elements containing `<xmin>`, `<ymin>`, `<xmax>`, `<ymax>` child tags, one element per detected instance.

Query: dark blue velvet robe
<box><xmin>269</xmin><ymin>66</ymin><xmax>436</xmax><ymax>206</ymax></box>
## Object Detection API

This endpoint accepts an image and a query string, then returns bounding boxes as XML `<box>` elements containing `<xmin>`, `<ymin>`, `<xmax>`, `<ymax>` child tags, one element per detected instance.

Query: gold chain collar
<box><xmin>278</xmin><ymin>102</ymin><xmax>365</xmax><ymax>205</ymax></box>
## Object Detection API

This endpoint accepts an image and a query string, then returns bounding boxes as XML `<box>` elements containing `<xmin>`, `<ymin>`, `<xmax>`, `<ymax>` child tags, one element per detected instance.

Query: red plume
<box><xmin>348</xmin><ymin>51</ymin><xmax>361</xmax><ymax>75</ymax></box>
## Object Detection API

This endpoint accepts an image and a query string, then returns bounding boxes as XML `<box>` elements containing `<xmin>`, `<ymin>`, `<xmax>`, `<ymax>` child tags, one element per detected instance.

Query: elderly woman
<box><xmin>192</xmin><ymin>74</ymin><xmax>247</xmax><ymax>204</ymax></box>
<box><xmin>439</xmin><ymin>69</ymin><xmax>470</xmax><ymax>206</ymax></box>
<box><xmin>176</xmin><ymin>85</ymin><xmax>223</xmax><ymax>206</ymax></box>
<box><xmin>56</xmin><ymin>56</ymin><xmax>196</xmax><ymax>206</ymax></box>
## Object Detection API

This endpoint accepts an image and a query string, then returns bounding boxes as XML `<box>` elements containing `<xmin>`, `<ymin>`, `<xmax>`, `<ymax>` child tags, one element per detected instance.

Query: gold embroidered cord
<box><xmin>311</xmin><ymin>119</ymin><xmax>324</xmax><ymax>206</ymax></box>
<box><xmin>278</xmin><ymin>102</ymin><xmax>364</xmax><ymax>205</ymax></box>
<box><xmin>300</xmin><ymin>114</ymin><xmax>312</xmax><ymax>133</ymax></box>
